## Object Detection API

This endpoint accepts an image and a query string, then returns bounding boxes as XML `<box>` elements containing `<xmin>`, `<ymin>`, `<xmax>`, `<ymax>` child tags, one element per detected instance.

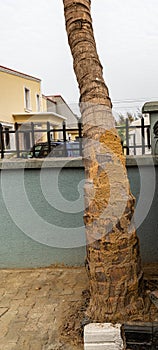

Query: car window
<box><xmin>66</xmin><ymin>142</ymin><xmax>80</xmax><ymax>156</ymax></box>
<box><xmin>35</xmin><ymin>145</ymin><xmax>42</xmax><ymax>151</ymax></box>
<box><xmin>34</xmin><ymin>145</ymin><xmax>43</xmax><ymax>157</ymax></box>
<box><xmin>30</xmin><ymin>141</ymin><xmax>81</xmax><ymax>158</ymax></box>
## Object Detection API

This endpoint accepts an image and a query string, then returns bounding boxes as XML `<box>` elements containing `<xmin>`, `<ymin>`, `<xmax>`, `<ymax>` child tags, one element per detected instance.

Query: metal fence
<box><xmin>0</xmin><ymin>117</ymin><xmax>151</xmax><ymax>159</ymax></box>
<box><xmin>116</xmin><ymin>117</ymin><xmax>151</xmax><ymax>156</ymax></box>
<box><xmin>0</xmin><ymin>121</ymin><xmax>82</xmax><ymax>159</ymax></box>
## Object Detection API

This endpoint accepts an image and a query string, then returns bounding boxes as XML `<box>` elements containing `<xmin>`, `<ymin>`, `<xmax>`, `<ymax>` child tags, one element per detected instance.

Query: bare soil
<box><xmin>59</xmin><ymin>289</ymin><xmax>90</xmax><ymax>349</ymax></box>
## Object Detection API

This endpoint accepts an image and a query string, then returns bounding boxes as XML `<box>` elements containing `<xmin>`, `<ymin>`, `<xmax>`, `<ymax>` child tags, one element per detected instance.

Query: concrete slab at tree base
<box><xmin>84</xmin><ymin>323</ymin><xmax>124</xmax><ymax>350</ymax></box>
<box><xmin>84</xmin><ymin>343</ymin><xmax>119</xmax><ymax>350</ymax></box>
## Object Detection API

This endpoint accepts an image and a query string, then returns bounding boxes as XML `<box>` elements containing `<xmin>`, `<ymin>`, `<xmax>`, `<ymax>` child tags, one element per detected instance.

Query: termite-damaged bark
<box><xmin>63</xmin><ymin>0</ymin><xmax>157</xmax><ymax>322</ymax></box>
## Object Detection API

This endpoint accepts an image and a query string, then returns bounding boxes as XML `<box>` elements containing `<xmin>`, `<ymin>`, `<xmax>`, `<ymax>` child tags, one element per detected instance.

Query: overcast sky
<box><xmin>0</xmin><ymin>0</ymin><xmax>158</xmax><ymax>116</ymax></box>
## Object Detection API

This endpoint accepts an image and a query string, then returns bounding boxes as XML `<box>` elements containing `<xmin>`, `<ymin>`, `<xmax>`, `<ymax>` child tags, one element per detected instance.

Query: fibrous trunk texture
<box><xmin>63</xmin><ymin>0</ymin><xmax>157</xmax><ymax>322</ymax></box>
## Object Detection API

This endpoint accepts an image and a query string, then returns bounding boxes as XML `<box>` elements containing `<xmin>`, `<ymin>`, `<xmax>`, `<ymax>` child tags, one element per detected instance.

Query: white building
<box><xmin>129</xmin><ymin>115</ymin><xmax>150</xmax><ymax>155</ymax></box>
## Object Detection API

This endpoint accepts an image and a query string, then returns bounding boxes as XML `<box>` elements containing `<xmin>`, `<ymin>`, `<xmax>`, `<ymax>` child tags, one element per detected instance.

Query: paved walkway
<box><xmin>0</xmin><ymin>267</ymin><xmax>89</xmax><ymax>350</ymax></box>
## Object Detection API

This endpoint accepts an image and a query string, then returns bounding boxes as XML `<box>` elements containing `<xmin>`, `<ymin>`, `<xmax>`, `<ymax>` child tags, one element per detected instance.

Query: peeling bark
<box><xmin>63</xmin><ymin>0</ymin><xmax>157</xmax><ymax>322</ymax></box>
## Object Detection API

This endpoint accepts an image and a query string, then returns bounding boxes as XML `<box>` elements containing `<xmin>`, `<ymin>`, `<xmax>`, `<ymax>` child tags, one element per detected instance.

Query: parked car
<box><xmin>28</xmin><ymin>141</ymin><xmax>82</xmax><ymax>158</ymax></box>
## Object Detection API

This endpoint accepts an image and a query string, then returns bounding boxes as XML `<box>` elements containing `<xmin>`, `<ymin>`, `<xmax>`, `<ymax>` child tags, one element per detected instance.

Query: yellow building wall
<box><xmin>41</xmin><ymin>95</ymin><xmax>48</xmax><ymax>112</ymax></box>
<box><xmin>0</xmin><ymin>70</ymin><xmax>41</xmax><ymax>124</ymax></box>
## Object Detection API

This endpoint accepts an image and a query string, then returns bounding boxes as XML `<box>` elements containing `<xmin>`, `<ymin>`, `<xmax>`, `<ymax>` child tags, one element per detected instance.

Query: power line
<box><xmin>112</xmin><ymin>97</ymin><xmax>158</xmax><ymax>104</ymax></box>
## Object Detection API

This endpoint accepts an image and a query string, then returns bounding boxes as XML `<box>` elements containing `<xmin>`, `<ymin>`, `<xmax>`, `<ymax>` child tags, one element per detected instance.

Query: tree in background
<box><xmin>115</xmin><ymin>112</ymin><xmax>135</xmax><ymax>146</ymax></box>
<box><xmin>63</xmin><ymin>0</ymin><xmax>156</xmax><ymax>322</ymax></box>
<box><xmin>115</xmin><ymin>109</ymin><xmax>147</xmax><ymax>153</ymax></box>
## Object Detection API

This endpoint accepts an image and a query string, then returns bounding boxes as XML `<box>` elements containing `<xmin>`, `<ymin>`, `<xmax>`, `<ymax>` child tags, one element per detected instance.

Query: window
<box><xmin>36</xmin><ymin>94</ymin><xmax>40</xmax><ymax>112</ymax></box>
<box><xmin>24</xmin><ymin>87</ymin><xmax>31</xmax><ymax>110</ymax></box>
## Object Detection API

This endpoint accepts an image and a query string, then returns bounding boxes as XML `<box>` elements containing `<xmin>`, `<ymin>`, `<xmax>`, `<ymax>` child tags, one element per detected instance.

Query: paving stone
<box><xmin>15</xmin><ymin>344</ymin><xmax>30</xmax><ymax>350</ymax></box>
<box><xmin>29</xmin><ymin>340</ymin><xmax>43</xmax><ymax>350</ymax></box>
<box><xmin>5</xmin><ymin>321</ymin><xmax>25</xmax><ymax>342</ymax></box>
<box><xmin>0</xmin><ymin>342</ymin><xmax>17</xmax><ymax>350</ymax></box>
<box><xmin>0</xmin><ymin>267</ymin><xmax>88</xmax><ymax>350</ymax></box>
<box><xmin>1</xmin><ymin>309</ymin><xmax>18</xmax><ymax>323</ymax></box>
<box><xmin>0</xmin><ymin>297</ymin><xmax>11</xmax><ymax>308</ymax></box>
<box><xmin>17</xmin><ymin>306</ymin><xmax>31</xmax><ymax>317</ymax></box>
<box><xmin>5</xmin><ymin>331</ymin><xmax>19</xmax><ymax>343</ymax></box>
<box><xmin>15</xmin><ymin>291</ymin><xmax>28</xmax><ymax>299</ymax></box>
<box><xmin>0</xmin><ymin>324</ymin><xmax>9</xmax><ymax>338</ymax></box>
<box><xmin>0</xmin><ymin>307</ymin><xmax>9</xmax><ymax>317</ymax></box>
<box><xmin>0</xmin><ymin>288</ymin><xmax>6</xmax><ymax>297</ymax></box>
<box><xmin>4</xmin><ymin>299</ymin><xmax>18</xmax><ymax>308</ymax></box>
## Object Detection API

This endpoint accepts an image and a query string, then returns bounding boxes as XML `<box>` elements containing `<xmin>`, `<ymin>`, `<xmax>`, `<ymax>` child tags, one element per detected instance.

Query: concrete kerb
<box><xmin>84</xmin><ymin>323</ymin><xmax>124</xmax><ymax>350</ymax></box>
<box><xmin>0</xmin><ymin>155</ymin><xmax>158</xmax><ymax>170</ymax></box>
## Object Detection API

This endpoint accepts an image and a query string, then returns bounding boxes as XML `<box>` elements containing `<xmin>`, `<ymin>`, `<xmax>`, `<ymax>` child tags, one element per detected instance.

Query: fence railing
<box><xmin>116</xmin><ymin>117</ymin><xmax>151</xmax><ymax>155</ymax></box>
<box><xmin>0</xmin><ymin>121</ymin><xmax>82</xmax><ymax>159</ymax></box>
<box><xmin>0</xmin><ymin>117</ymin><xmax>151</xmax><ymax>159</ymax></box>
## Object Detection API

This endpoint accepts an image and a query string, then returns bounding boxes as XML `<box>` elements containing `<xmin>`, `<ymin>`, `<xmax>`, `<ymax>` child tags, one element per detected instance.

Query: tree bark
<box><xmin>63</xmin><ymin>0</ymin><xmax>156</xmax><ymax>322</ymax></box>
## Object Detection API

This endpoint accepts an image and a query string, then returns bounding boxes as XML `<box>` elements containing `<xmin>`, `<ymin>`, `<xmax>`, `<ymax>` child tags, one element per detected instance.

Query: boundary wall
<box><xmin>0</xmin><ymin>156</ymin><xmax>157</xmax><ymax>268</ymax></box>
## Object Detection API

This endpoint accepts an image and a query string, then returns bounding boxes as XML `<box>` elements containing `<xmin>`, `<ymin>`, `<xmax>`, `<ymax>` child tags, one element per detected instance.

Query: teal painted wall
<box><xmin>127</xmin><ymin>164</ymin><xmax>158</xmax><ymax>264</ymax></box>
<box><xmin>0</xmin><ymin>167</ymin><xmax>86</xmax><ymax>268</ymax></box>
<box><xmin>0</xmin><ymin>161</ymin><xmax>157</xmax><ymax>268</ymax></box>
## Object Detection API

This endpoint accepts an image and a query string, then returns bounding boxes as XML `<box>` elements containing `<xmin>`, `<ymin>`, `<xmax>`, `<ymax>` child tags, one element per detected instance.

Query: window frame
<box><xmin>36</xmin><ymin>93</ymin><xmax>40</xmax><ymax>112</ymax></box>
<box><xmin>24</xmin><ymin>87</ymin><xmax>31</xmax><ymax>111</ymax></box>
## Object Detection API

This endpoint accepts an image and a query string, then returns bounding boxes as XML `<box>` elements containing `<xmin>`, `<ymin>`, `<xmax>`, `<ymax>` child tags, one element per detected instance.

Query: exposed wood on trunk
<box><xmin>63</xmin><ymin>0</ymin><xmax>157</xmax><ymax>322</ymax></box>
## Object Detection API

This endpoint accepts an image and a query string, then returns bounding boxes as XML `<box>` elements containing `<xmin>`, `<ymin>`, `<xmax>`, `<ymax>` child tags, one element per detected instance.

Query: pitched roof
<box><xmin>0</xmin><ymin>65</ymin><xmax>41</xmax><ymax>82</ymax></box>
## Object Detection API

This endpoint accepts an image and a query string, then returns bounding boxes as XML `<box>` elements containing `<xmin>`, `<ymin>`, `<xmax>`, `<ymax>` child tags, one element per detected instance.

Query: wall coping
<box><xmin>0</xmin><ymin>157</ymin><xmax>84</xmax><ymax>170</ymax></box>
<box><xmin>126</xmin><ymin>155</ymin><xmax>158</xmax><ymax>166</ymax></box>
<box><xmin>0</xmin><ymin>155</ymin><xmax>158</xmax><ymax>170</ymax></box>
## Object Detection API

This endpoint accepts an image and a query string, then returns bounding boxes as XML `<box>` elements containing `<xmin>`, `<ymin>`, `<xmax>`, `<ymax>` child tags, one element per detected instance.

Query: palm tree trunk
<box><xmin>63</xmin><ymin>0</ymin><xmax>154</xmax><ymax>322</ymax></box>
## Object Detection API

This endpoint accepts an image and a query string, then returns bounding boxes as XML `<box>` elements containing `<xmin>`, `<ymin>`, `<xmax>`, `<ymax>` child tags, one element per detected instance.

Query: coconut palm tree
<box><xmin>62</xmin><ymin>0</ymin><xmax>155</xmax><ymax>322</ymax></box>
